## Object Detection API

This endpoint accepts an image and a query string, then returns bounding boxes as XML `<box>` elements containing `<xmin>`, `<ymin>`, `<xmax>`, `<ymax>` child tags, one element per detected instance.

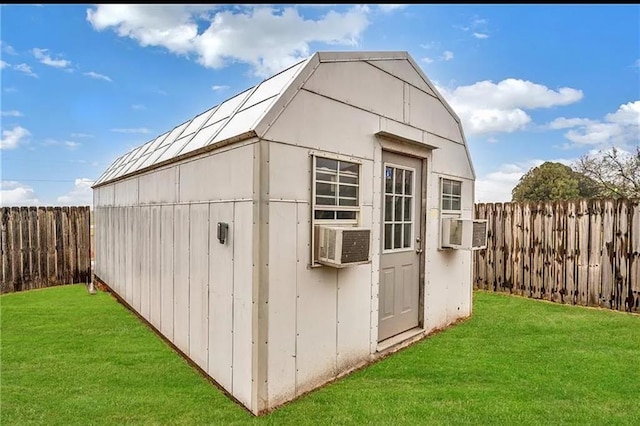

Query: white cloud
<box><xmin>83</xmin><ymin>71</ymin><xmax>112</xmax><ymax>82</ymax></box>
<box><xmin>473</xmin><ymin>32</ymin><xmax>489</xmax><ymax>39</ymax></box>
<box><xmin>378</xmin><ymin>5</ymin><xmax>407</xmax><ymax>13</ymax></box>
<box><xmin>436</xmin><ymin>78</ymin><xmax>583</xmax><ymax>135</ymax></box>
<box><xmin>111</xmin><ymin>127</ymin><xmax>151</xmax><ymax>134</ymax></box>
<box><xmin>1</xmin><ymin>181</ymin><xmax>40</xmax><ymax>206</ymax></box>
<box><xmin>14</xmin><ymin>63</ymin><xmax>38</xmax><ymax>78</ymax></box>
<box><xmin>70</xmin><ymin>132</ymin><xmax>93</xmax><ymax>138</ymax></box>
<box><xmin>87</xmin><ymin>5</ymin><xmax>370</xmax><ymax>77</ymax></box>
<box><xmin>420</xmin><ymin>41</ymin><xmax>440</xmax><ymax>49</ymax></box>
<box><xmin>131</xmin><ymin>104</ymin><xmax>145</xmax><ymax>110</ymax></box>
<box><xmin>42</xmin><ymin>138</ymin><xmax>81</xmax><ymax>150</ymax></box>
<box><xmin>441</xmin><ymin>50</ymin><xmax>454</xmax><ymax>61</ymax></box>
<box><xmin>4</xmin><ymin>87</ymin><xmax>18</xmax><ymax>93</ymax></box>
<box><xmin>57</xmin><ymin>178</ymin><xmax>94</xmax><ymax>205</ymax></box>
<box><xmin>32</xmin><ymin>48</ymin><xmax>71</xmax><ymax>68</ymax></box>
<box><xmin>0</xmin><ymin>60</ymin><xmax>8</xmax><ymax>69</ymax></box>
<box><xmin>211</xmin><ymin>85</ymin><xmax>230</xmax><ymax>91</ymax></box>
<box><xmin>1</xmin><ymin>41</ymin><xmax>17</xmax><ymax>55</ymax></box>
<box><xmin>550</xmin><ymin>100</ymin><xmax>640</xmax><ymax>148</ymax></box>
<box><xmin>1</xmin><ymin>110</ymin><xmax>23</xmax><ymax>117</ymax></box>
<box><xmin>421</xmin><ymin>57</ymin><xmax>433</xmax><ymax>64</ymax></box>
<box><xmin>475</xmin><ymin>158</ymin><xmax>575</xmax><ymax>203</ymax></box>
<box><xmin>1</xmin><ymin>126</ymin><xmax>31</xmax><ymax>150</ymax></box>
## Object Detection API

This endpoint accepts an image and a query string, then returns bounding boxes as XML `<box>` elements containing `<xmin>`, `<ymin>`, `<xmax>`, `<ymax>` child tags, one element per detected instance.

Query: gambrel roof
<box><xmin>94</xmin><ymin>51</ymin><xmax>471</xmax><ymax>188</ymax></box>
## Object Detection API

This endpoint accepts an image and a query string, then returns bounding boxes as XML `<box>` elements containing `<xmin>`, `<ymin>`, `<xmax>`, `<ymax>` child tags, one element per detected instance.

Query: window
<box><xmin>313</xmin><ymin>156</ymin><xmax>360</xmax><ymax>222</ymax></box>
<box><xmin>441</xmin><ymin>178</ymin><xmax>462</xmax><ymax>211</ymax></box>
<box><xmin>383</xmin><ymin>164</ymin><xmax>414</xmax><ymax>251</ymax></box>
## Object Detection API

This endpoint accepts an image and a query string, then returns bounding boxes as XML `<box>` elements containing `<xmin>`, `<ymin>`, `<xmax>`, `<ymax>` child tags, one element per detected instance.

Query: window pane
<box><xmin>339</xmin><ymin>160</ymin><xmax>359</xmax><ymax>174</ymax></box>
<box><xmin>442</xmin><ymin>197</ymin><xmax>452</xmax><ymax>211</ymax></box>
<box><xmin>338</xmin><ymin>197</ymin><xmax>358</xmax><ymax>206</ymax></box>
<box><xmin>404</xmin><ymin>170</ymin><xmax>413</xmax><ymax>195</ymax></box>
<box><xmin>403</xmin><ymin>224</ymin><xmax>411</xmax><ymax>248</ymax></box>
<box><xmin>443</xmin><ymin>179</ymin><xmax>452</xmax><ymax>195</ymax></box>
<box><xmin>337</xmin><ymin>211</ymin><xmax>356</xmax><ymax>220</ymax></box>
<box><xmin>452</xmin><ymin>198</ymin><xmax>461</xmax><ymax>211</ymax></box>
<box><xmin>316</xmin><ymin>196</ymin><xmax>336</xmax><ymax>206</ymax></box>
<box><xmin>394</xmin><ymin>224</ymin><xmax>402</xmax><ymax>249</ymax></box>
<box><xmin>394</xmin><ymin>196</ymin><xmax>402</xmax><ymax>222</ymax></box>
<box><xmin>385</xmin><ymin>167</ymin><xmax>393</xmax><ymax>193</ymax></box>
<box><xmin>317</xmin><ymin>157</ymin><xmax>338</xmax><ymax>172</ymax></box>
<box><xmin>339</xmin><ymin>175</ymin><xmax>358</xmax><ymax>185</ymax></box>
<box><xmin>314</xmin><ymin>210</ymin><xmax>335</xmax><ymax>220</ymax></box>
<box><xmin>394</xmin><ymin>169</ymin><xmax>403</xmax><ymax>194</ymax></box>
<box><xmin>384</xmin><ymin>224</ymin><xmax>393</xmax><ymax>250</ymax></box>
<box><xmin>385</xmin><ymin>195</ymin><xmax>393</xmax><ymax>221</ymax></box>
<box><xmin>404</xmin><ymin>196</ymin><xmax>412</xmax><ymax>221</ymax></box>
<box><xmin>316</xmin><ymin>182</ymin><xmax>336</xmax><ymax>197</ymax></box>
<box><xmin>316</xmin><ymin>172</ymin><xmax>336</xmax><ymax>182</ymax></box>
<box><xmin>452</xmin><ymin>181</ymin><xmax>462</xmax><ymax>196</ymax></box>
<box><xmin>339</xmin><ymin>185</ymin><xmax>357</xmax><ymax>199</ymax></box>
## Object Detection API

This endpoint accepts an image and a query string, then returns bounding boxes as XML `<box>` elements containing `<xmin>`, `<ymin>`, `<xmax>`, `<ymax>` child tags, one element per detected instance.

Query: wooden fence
<box><xmin>1</xmin><ymin>206</ymin><xmax>91</xmax><ymax>294</ymax></box>
<box><xmin>474</xmin><ymin>199</ymin><xmax>639</xmax><ymax>312</ymax></box>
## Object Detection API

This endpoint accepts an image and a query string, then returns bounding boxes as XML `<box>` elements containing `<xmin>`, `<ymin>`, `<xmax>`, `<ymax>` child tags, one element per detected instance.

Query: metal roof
<box><xmin>93</xmin><ymin>57</ymin><xmax>310</xmax><ymax>187</ymax></box>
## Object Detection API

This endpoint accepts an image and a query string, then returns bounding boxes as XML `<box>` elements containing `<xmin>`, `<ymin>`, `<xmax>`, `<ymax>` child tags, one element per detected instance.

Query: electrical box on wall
<box><xmin>441</xmin><ymin>219</ymin><xmax>488</xmax><ymax>250</ymax></box>
<box><xmin>317</xmin><ymin>226</ymin><xmax>371</xmax><ymax>268</ymax></box>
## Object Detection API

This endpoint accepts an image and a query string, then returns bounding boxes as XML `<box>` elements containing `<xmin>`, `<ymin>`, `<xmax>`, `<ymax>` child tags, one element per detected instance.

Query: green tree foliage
<box><xmin>574</xmin><ymin>146</ymin><xmax>640</xmax><ymax>199</ymax></box>
<box><xmin>511</xmin><ymin>161</ymin><xmax>600</xmax><ymax>202</ymax></box>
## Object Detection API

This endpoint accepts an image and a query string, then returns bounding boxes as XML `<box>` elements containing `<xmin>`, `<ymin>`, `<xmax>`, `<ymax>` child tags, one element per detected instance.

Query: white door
<box><xmin>378</xmin><ymin>151</ymin><xmax>422</xmax><ymax>341</ymax></box>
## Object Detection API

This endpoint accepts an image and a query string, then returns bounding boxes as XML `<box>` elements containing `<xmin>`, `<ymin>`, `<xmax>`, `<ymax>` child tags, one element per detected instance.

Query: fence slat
<box><xmin>588</xmin><ymin>200</ymin><xmax>602</xmax><ymax>306</ymax></box>
<box><xmin>576</xmin><ymin>200</ymin><xmax>589</xmax><ymax>306</ymax></box>
<box><xmin>512</xmin><ymin>203</ymin><xmax>523</xmax><ymax>296</ymax></box>
<box><xmin>553</xmin><ymin>202</ymin><xmax>565</xmax><ymax>303</ymax></box>
<box><xmin>504</xmin><ymin>203</ymin><xmax>513</xmax><ymax>293</ymax></box>
<box><xmin>615</xmin><ymin>201</ymin><xmax>629</xmax><ymax>311</ymax></box>
<box><xmin>532</xmin><ymin>203</ymin><xmax>544</xmax><ymax>299</ymax></box>
<box><xmin>486</xmin><ymin>204</ymin><xmax>495</xmax><ymax>291</ymax></box>
<box><xmin>565</xmin><ymin>201</ymin><xmax>577</xmax><ymax>304</ymax></box>
<box><xmin>601</xmin><ymin>200</ymin><xmax>615</xmax><ymax>309</ymax></box>
<box><xmin>522</xmin><ymin>203</ymin><xmax>532</xmax><ymax>297</ymax></box>
<box><xmin>629</xmin><ymin>200</ymin><xmax>640</xmax><ymax>312</ymax></box>
<box><xmin>495</xmin><ymin>204</ymin><xmax>505</xmax><ymax>292</ymax></box>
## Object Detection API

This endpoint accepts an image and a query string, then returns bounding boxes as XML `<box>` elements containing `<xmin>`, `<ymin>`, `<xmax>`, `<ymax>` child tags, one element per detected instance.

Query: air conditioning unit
<box><xmin>317</xmin><ymin>226</ymin><xmax>371</xmax><ymax>268</ymax></box>
<box><xmin>441</xmin><ymin>218</ymin><xmax>488</xmax><ymax>250</ymax></box>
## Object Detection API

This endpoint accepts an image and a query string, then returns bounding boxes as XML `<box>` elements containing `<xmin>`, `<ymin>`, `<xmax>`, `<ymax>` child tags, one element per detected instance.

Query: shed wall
<box><xmin>94</xmin><ymin>142</ymin><xmax>257</xmax><ymax>410</ymax></box>
<box><xmin>261</xmin><ymin>59</ymin><xmax>474</xmax><ymax>409</ymax></box>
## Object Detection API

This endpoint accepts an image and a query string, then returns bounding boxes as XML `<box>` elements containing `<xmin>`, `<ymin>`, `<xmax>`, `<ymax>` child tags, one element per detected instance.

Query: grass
<box><xmin>1</xmin><ymin>285</ymin><xmax>639</xmax><ymax>426</ymax></box>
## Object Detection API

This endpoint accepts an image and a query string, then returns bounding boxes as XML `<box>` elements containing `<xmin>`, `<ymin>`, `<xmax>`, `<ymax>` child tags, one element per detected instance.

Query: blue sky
<box><xmin>1</xmin><ymin>4</ymin><xmax>638</xmax><ymax>205</ymax></box>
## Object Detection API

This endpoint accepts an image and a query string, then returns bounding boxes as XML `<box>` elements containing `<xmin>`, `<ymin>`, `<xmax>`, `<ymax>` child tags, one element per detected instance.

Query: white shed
<box><xmin>92</xmin><ymin>51</ymin><xmax>482</xmax><ymax>415</ymax></box>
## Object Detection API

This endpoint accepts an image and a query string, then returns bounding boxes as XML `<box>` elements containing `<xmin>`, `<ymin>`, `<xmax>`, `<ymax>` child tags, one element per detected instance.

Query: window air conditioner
<box><xmin>441</xmin><ymin>219</ymin><xmax>488</xmax><ymax>250</ymax></box>
<box><xmin>317</xmin><ymin>226</ymin><xmax>371</xmax><ymax>268</ymax></box>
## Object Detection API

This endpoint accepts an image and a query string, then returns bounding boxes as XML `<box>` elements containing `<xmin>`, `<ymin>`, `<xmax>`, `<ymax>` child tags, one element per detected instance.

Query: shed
<box><xmin>92</xmin><ymin>51</ymin><xmax>481</xmax><ymax>415</ymax></box>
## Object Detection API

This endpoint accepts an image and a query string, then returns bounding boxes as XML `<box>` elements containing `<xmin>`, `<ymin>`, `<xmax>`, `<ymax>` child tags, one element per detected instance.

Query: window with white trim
<box><xmin>313</xmin><ymin>156</ymin><xmax>360</xmax><ymax>223</ymax></box>
<box><xmin>441</xmin><ymin>178</ymin><xmax>462</xmax><ymax>211</ymax></box>
<box><xmin>383</xmin><ymin>164</ymin><xmax>415</xmax><ymax>251</ymax></box>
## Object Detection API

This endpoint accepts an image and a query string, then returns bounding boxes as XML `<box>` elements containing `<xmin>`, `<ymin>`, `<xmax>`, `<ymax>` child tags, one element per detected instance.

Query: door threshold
<box><xmin>376</xmin><ymin>327</ymin><xmax>425</xmax><ymax>353</ymax></box>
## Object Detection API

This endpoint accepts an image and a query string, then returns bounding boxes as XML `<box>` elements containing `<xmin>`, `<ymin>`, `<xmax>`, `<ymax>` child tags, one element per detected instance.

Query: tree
<box><xmin>574</xmin><ymin>146</ymin><xmax>640</xmax><ymax>199</ymax></box>
<box><xmin>511</xmin><ymin>161</ymin><xmax>600</xmax><ymax>202</ymax></box>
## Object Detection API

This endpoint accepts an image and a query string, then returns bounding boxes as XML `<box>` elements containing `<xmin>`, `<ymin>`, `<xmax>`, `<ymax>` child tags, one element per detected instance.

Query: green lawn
<box><xmin>2</xmin><ymin>285</ymin><xmax>639</xmax><ymax>425</ymax></box>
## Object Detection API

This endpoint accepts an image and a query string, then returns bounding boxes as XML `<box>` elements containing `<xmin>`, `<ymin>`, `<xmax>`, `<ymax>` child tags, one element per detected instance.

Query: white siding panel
<box><xmin>232</xmin><ymin>201</ymin><xmax>253</xmax><ymax>408</ymax></box>
<box><xmin>189</xmin><ymin>203</ymin><xmax>209</xmax><ymax>370</ymax></box>
<box><xmin>337</xmin><ymin>263</ymin><xmax>372</xmax><ymax>371</ymax></box>
<box><xmin>295</xmin><ymin>202</ymin><xmax>337</xmax><ymax>395</ymax></box>
<box><xmin>366</xmin><ymin>59</ymin><xmax>436</xmax><ymax>97</ymax></box>
<box><xmin>125</xmin><ymin>207</ymin><xmax>134</xmax><ymax>303</ymax></box>
<box><xmin>160</xmin><ymin>205</ymin><xmax>175</xmax><ymax>341</ymax></box>
<box><xmin>263</xmin><ymin>91</ymin><xmax>378</xmax><ymax>161</ymax></box>
<box><xmin>131</xmin><ymin>207</ymin><xmax>141</xmax><ymax>313</ymax></box>
<box><xmin>139</xmin><ymin>206</ymin><xmax>151</xmax><ymax>319</ymax></box>
<box><xmin>149</xmin><ymin>205</ymin><xmax>162</xmax><ymax>329</ymax></box>
<box><xmin>138</xmin><ymin>167</ymin><xmax>177</xmax><ymax>205</ymax></box>
<box><xmin>304</xmin><ymin>61</ymin><xmax>404</xmax><ymax>123</ymax></box>
<box><xmin>179</xmin><ymin>146</ymin><xmax>255</xmax><ymax>203</ymax></box>
<box><xmin>100</xmin><ymin>185</ymin><xmax>115</xmax><ymax>207</ymax></box>
<box><xmin>267</xmin><ymin>202</ymin><xmax>297</xmax><ymax>407</ymax></box>
<box><xmin>268</xmin><ymin>144</ymin><xmax>310</xmax><ymax>202</ymax></box>
<box><xmin>430</xmin><ymin>140</ymin><xmax>475</xmax><ymax>180</ymax></box>
<box><xmin>174</xmin><ymin>204</ymin><xmax>190</xmax><ymax>355</ymax></box>
<box><xmin>208</xmin><ymin>202</ymin><xmax>234</xmax><ymax>392</ymax></box>
<box><xmin>409</xmin><ymin>87</ymin><xmax>462</xmax><ymax>143</ymax></box>
<box><xmin>114</xmin><ymin>178</ymin><xmax>139</xmax><ymax>206</ymax></box>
